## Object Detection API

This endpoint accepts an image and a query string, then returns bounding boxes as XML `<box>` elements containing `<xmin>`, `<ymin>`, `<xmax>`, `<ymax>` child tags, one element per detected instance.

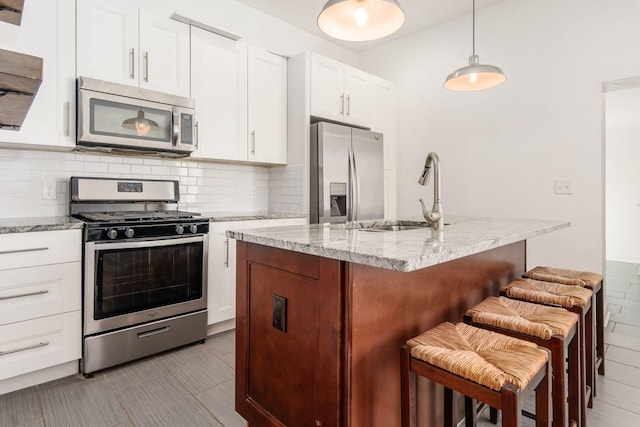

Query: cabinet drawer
<box><xmin>0</xmin><ymin>230</ymin><xmax>81</xmax><ymax>270</ymax></box>
<box><xmin>0</xmin><ymin>311</ymin><xmax>81</xmax><ymax>381</ymax></box>
<box><xmin>0</xmin><ymin>262</ymin><xmax>81</xmax><ymax>326</ymax></box>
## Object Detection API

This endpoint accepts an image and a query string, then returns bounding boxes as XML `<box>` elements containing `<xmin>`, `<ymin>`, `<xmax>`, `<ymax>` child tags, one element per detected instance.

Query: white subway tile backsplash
<box><xmin>151</xmin><ymin>166</ymin><xmax>171</xmax><ymax>176</ymax></box>
<box><xmin>130</xmin><ymin>164</ymin><xmax>152</xmax><ymax>175</ymax></box>
<box><xmin>0</xmin><ymin>147</ymin><xmax>307</xmax><ymax>219</ymax></box>
<box><xmin>108</xmin><ymin>163</ymin><xmax>132</xmax><ymax>174</ymax></box>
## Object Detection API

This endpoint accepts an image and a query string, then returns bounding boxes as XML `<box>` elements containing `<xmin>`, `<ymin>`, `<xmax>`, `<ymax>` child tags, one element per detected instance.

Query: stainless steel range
<box><xmin>70</xmin><ymin>177</ymin><xmax>209</xmax><ymax>375</ymax></box>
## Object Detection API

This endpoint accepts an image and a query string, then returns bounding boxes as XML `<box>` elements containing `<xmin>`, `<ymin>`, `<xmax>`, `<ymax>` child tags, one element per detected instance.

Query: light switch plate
<box><xmin>554</xmin><ymin>180</ymin><xmax>572</xmax><ymax>195</ymax></box>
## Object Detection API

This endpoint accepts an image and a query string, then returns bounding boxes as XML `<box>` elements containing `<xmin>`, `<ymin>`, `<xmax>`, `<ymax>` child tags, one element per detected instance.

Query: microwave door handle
<box><xmin>172</xmin><ymin>107</ymin><xmax>179</xmax><ymax>148</ymax></box>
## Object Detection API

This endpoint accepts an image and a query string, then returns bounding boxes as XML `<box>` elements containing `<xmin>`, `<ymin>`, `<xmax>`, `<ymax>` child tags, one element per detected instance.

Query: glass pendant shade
<box><xmin>318</xmin><ymin>0</ymin><xmax>405</xmax><ymax>42</ymax></box>
<box><xmin>122</xmin><ymin>110</ymin><xmax>159</xmax><ymax>136</ymax></box>
<box><xmin>444</xmin><ymin>54</ymin><xmax>506</xmax><ymax>91</ymax></box>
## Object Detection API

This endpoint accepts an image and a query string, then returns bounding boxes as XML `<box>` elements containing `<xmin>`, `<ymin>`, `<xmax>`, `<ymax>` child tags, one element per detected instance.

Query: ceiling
<box><xmin>234</xmin><ymin>0</ymin><xmax>504</xmax><ymax>53</ymax></box>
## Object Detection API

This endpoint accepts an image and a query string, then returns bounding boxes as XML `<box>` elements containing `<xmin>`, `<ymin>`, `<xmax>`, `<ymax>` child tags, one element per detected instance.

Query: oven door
<box><xmin>84</xmin><ymin>235</ymin><xmax>208</xmax><ymax>336</ymax></box>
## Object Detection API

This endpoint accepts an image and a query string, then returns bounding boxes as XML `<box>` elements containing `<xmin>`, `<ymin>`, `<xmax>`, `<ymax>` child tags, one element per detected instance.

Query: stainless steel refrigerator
<box><xmin>310</xmin><ymin>121</ymin><xmax>384</xmax><ymax>224</ymax></box>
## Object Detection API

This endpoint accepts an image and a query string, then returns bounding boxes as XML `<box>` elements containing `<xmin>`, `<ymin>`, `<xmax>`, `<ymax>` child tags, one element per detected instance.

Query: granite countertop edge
<box><xmin>226</xmin><ymin>217</ymin><xmax>571</xmax><ymax>272</ymax></box>
<box><xmin>0</xmin><ymin>212</ymin><xmax>307</xmax><ymax>234</ymax></box>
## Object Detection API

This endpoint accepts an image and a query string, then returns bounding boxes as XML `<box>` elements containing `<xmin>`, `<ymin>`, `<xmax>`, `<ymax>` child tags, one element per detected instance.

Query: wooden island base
<box><xmin>235</xmin><ymin>240</ymin><xmax>525</xmax><ymax>427</ymax></box>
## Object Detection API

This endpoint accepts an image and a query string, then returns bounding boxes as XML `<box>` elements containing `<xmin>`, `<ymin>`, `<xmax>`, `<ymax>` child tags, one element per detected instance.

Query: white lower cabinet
<box><xmin>207</xmin><ymin>221</ymin><xmax>241</xmax><ymax>326</ymax></box>
<box><xmin>207</xmin><ymin>218</ymin><xmax>307</xmax><ymax>330</ymax></box>
<box><xmin>0</xmin><ymin>229</ymin><xmax>82</xmax><ymax>395</ymax></box>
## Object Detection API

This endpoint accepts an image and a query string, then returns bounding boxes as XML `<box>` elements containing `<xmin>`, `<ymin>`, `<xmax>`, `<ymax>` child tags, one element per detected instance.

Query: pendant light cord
<box><xmin>472</xmin><ymin>0</ymin><xmax>476</xmax><ymax>56</ymax></box>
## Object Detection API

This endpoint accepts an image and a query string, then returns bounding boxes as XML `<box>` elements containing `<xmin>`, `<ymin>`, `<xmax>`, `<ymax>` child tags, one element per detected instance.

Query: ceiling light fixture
<box><xmin>444</xmin><ymin>0</ymin><xmax>505</xmax><ymax>91</ymax></box>
<box><xmin>317</xmin><ymin>0</ymin><xmax>405</xmax><ymax>42</ymax></box>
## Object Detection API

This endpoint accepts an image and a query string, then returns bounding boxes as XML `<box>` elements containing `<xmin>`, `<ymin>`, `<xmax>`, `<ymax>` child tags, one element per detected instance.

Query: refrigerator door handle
<box><xmin>350</xmin><ymin>144</ymin><xmax>360</xmax><ymax>221</ymax></box>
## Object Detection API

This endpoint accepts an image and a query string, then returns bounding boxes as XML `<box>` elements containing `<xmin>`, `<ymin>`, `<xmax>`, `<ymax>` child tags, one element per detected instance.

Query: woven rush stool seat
<box><xmin>524</xmin><ymin>266</ymin><xmax>605</xmax><ymax>380</ymax></box>
<box><xmin>463</xmin><ymin>297</ymin><xmax>582</xmax><ymax>427</ymax></box>
<box><xmin>502</xmin><ymin>278</ymin><xmax>595</xmax><ymax>411</ymax></box>
<box><xmin>401</xmin><ymin>322</ymin><xmax>551</xmax><ymax>427</ymax></box>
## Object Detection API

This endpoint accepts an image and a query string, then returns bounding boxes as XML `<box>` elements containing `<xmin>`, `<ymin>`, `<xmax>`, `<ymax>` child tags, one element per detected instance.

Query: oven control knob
<box><xmin>175</xmin><ymin>225</ymin><xmax>185</xmax><ymax>235</ymax></box>
<box><xmin>189</xmin><ymin>224</ymin><xmax>198</xmax><ymax>234</ymax></box>
<box><xmin>124</xmin><ymin>228</ymin><xmax>135</xmax><ymax>238</ymax></box>
<box><xmin>106</xmin><ymin>228</ymin><xmax>118</xmax><ymax>240</ymax></box>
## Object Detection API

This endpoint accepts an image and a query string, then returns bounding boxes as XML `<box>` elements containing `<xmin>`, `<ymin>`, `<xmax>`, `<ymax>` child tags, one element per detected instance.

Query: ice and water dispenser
<box><xmin>329</xmin><ymin>182</ymin><xmax>347</xmax><ymax>217</ymax></box>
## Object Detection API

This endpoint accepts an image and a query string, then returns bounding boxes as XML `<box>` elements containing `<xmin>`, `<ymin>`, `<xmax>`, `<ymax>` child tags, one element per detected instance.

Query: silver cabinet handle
<box><xmin>137</xmin><ymin>326</ymin><xmax>170</xmax><ymax>339</ymax></box>
<box><xmin>224</xmin><ymin>238</ymin><xmax>229</xmax><ymax>267</ymax></box>
<box><xmin>251</xmin><ymin>130</ymin><xmax>256</xmax><ymax>155</ymax></box>
<box><xmin>0</xmin><ymin>247</ymin><xmax>48</xmax><ymax>255</ymax></box>
<box><xmin>63</xmin><ymin>102</ymin><xmax>70</xmax><ymax>136</ymax></box>
<box><xmin>0</xmin><ymin>342</ymin><xmax>49</xmax><ymax>356</ymax></box>
<box><xmin>340</xmin><ymin>94</ymin><xmax>344</xmax><ymax>115</ymax></box>
<box><xmin>346</xmin><ymin>95</ymin><xmax>351</xmax><ymax>116</ymax></box>
<box><xmin>0</xmin><ymin>290</ymin><xmax>48</xmax><ymax>301</ymax></box>
<box><xmin>195</xmin><ymin>121</ymin><xmax>199</xmax><ymax>149</ymax></box>
<box><xmin>144</xmin><ymin>51</ymin><xmax>149</xmax><ymax>82</ymax></box>
<box><xmin>129</xmin><ymin>48</ymin><xmax>135</xmax><ymax>79</ymax></box>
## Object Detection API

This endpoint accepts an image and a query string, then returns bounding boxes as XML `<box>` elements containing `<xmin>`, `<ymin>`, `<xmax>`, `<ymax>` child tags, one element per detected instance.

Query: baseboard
<box><xmin>0</xmin><ymin>360</ymin><xmax>79</xmax><ymax>396</ymax></box>
<box><xmin>606</xmin><ymin>254</ymin><xmax>640</xmax><ymax>264</ymax></box>
<box><xmin>207</xmin><ymin>319</ymin><xmax>235</xmax><ymax>336</ymax></box>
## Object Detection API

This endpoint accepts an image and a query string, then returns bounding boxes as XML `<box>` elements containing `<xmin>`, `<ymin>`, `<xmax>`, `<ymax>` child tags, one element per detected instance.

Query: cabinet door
<box><xmin>247</xmin><ymin>47</ymin><xmax>287</xmax><ymax>164</ymax></box>
<box><xmin>207</xmin><ymin>221</ymin><xmax>241</xmax><ymax>325</ymax></box>
<box><xmin>0</xmin><ymin>0</ymin><xmax>71</xmax><ymax>147</ymax></box>
<box><xmin>138</xmin><ymin>10</ymin><xmax>190</xmax><ymax>97</ymax></box>
<box><xmin>310</xmin><ymin>53</ymin><xmax>344</xmax><ymax>122</ymax></box>
<box><xmin>191</xmin><ymin>27</ymin><xmax>248</xmax><ymax>161</ymax></box>
<box><xmin>344</xmin><ymin>65</ymin><xmax>373</xmax><ymax>128</ymax></box>
<box><xmin>76</xmin><ymin>0</ymin><xmax>138</xmax><ymax>87</ymax></box>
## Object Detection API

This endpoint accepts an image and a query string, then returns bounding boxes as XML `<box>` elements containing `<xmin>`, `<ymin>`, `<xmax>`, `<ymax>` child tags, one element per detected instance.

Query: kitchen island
<box><xmin>228</xmin><ymin>216</ymin><xmax>569</xmax><ymax>427</ymax></box>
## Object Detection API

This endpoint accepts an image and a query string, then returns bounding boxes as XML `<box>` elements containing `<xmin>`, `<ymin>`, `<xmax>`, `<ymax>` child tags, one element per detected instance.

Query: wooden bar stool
<box><xmin>523</xmin><ymin>266</ymin><xmax>605</xmax><ymax>383</ymax></box>
<box><xmin>401</xmin><ymin>322</ymin><xmax>551</xmax><ymax>427</ymax></box>
<box><xmin>463</xmin><ymin>297</ymin><xmax>582</xmax><ymax>427</ymax></box>
<box><xmin>501</xmin><ymin>278</ymin><xmax>594</xmax><ymax>416</ymax></box>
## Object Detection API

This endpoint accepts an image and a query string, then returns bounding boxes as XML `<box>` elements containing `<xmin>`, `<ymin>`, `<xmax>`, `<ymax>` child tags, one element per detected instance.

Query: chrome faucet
<box><xmin>418</xmin><ymin>152</ymin><xmax>444</xmax><ymax>230</ymax></box>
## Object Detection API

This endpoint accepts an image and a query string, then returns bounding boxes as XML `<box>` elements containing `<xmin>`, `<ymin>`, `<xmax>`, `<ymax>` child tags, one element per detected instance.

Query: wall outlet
<box><xmin>554</xmin><ymin>180</ymin><xmax>573</xmax><ymax>195</ymax></box>
<box><xmin>250</xmin><ymin>187</ymin><xmax>257</xmax><ymax>199</ymax></box>
<box><xmin>42</xmin><ymin>181</ymin><xmax>57</xmax><ymax>200</ymax></box>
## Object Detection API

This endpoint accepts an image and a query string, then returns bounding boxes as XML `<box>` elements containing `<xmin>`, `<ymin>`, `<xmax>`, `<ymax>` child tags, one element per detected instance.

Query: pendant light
<box><xmin>317</xmin><ymin>0</ymin><xmax>405</xmax><ymax>42</ymax></box>
<box><xmin>122</xmin><ymin>110</ymin><xmax>159</xmax><ymax>136</ymax></box>
<box><xmin>444</xmin><ymin>0</ymin><xmax>505</xmax><ymax>91</ymax></box>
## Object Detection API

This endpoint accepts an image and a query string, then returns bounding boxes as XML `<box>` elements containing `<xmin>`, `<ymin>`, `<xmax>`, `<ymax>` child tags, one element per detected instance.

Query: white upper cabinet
<box><xmin>310</xmin><ymin>53</ymin><xmax>372</xmax><ymax>128</ymax></box>
<box><xmin>191</xmin><ymin>27</ymin><xmax>247</xmax><ymax>161</ymax></box>
<box><xmin>77</xmin><ymin>1</ymin><xmax>189</xmax><ymax>97</ymax></box>
<box><xmin>248</xmin><ymin>46</ymin><xmax>288</xmax><ymax>165</ymax></box>
<box><xmin>138</xmin><ymin>11</ymin><xmax>190</xmax><ymax>96</ymax></box>
<box><xmin>0</xmin><ymin>0</ymin><xmax>75</xmax><ymax>148</ymax></box>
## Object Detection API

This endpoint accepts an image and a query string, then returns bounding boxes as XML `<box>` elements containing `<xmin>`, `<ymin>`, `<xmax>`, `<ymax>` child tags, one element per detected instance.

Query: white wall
<box><xmin>358</xmin><ymin>0</ymin><xmax>640</xmax><ymax>273</ymax></box>
<box><xmin>606</xmin><ymin>87</ymin><xmax>640</xmax><ymax>263</ymax></box>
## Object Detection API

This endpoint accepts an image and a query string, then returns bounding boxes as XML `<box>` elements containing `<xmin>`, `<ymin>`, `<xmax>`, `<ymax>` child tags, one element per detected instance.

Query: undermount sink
<box><xmin>361</xmin><ymin>224</ymin><xmax>430</xmax><ymax>232</ymax></box>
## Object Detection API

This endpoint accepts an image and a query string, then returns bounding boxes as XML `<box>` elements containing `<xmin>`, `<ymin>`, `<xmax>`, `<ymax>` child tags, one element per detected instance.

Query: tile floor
<box><xmin>0</xmin><ymin>330</ymin><xmax>245</xmax><ymax>427</ymax></box>
<box><xmin>2</xmin><ymin>261</ymin><xmax>640</xmax><ymax>426</ymax></box>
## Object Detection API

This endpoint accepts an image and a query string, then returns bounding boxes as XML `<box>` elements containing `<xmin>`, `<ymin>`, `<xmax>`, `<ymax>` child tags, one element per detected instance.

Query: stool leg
<box><xmin>464</xmin><ymin>396</ymin><xmax>477</xmax><ymax>427</ymax></box>
<box><xmin>585</xmin><ymin>299</ymin><xmax>595</xmax><ymax>405</ymax></box>
<box><xmin>445</xmin><ymin>387</ymin><xmax>455</xmax><ymax>427</ymax></box>
<box><xmin>400</xmin><ymin>346</ymin><xmax>415</xmax><ymax>427</ymax></box>
<box><xmin>501</xmin><ymin>384</ymin><xmax>522</xmax><ymax>427</ymax></box>
<box><xmin>536</xmin><ymin>359</ymin><xmax>552</xmax><ymax>427</ymax></box>
<box><xmin>595</xmin><ymin>284</ymin><xmax>605</xmax><ymax>376</ymax></box>
<box><xmin>549</xmin><ymin>339</ymin><xmax>567</xmax><ymax>427</ymax></box>
<box><xmin>567</xmin><ymin>331</ymin><xmax>585</xmax><ymax>427</ymax></box>
<box><xmin>490</xmin><ymin>406</ymin><xmax>499</xmax><ymax>424</ymax></box>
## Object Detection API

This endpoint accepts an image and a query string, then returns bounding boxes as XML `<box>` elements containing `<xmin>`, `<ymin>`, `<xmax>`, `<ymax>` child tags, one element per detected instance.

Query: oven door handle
<box><xmin>90</xmin><ymin>235</ymin><xmax>204</xmax><ymax>251</ymax></box>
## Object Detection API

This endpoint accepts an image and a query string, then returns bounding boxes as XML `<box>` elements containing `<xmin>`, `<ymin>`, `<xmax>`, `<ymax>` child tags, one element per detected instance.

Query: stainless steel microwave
<box><xmin>77</xmin><ymin>77</ymin><xmax>195</xmax><ymax>156</ymax></box>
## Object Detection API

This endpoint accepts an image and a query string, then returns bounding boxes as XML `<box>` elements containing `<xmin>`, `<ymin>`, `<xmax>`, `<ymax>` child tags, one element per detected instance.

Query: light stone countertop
<box><xmin>204</xmin><ymin>212</ymin><xmax>307</xmax><ymax>222</ymax></box>
<box><xmin>227</xmin><ymin>216</ymin><xmax>570</xmax><ymax>272</ymax></box>
<box><xmin>0</xmin><ymin>216</ymin><xmax>85</xmax><ymax>234</ymax></box>
<box><xmin>0</xmin><ymin>212</ymin><xmax>306</xmax><ymax>234</ymax></box>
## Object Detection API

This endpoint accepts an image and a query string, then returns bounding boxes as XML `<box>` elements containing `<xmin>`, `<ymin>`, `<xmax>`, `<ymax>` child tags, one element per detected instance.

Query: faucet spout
<box><xmin>417</xmin><ymin>152</ymin><xmax>444</xmax><ymax>230</ymax></box>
